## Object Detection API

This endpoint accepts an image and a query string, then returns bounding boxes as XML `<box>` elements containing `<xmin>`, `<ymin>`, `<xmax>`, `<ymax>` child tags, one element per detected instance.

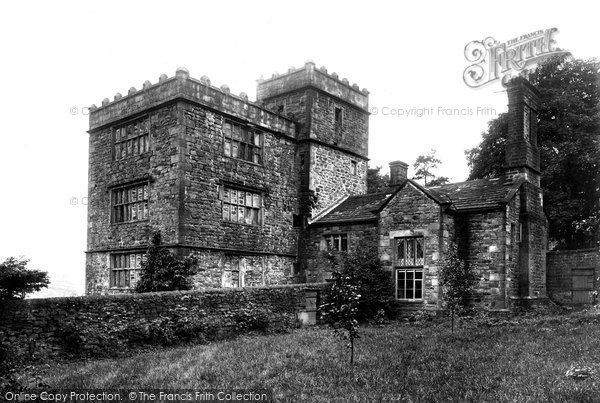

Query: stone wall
<box><xmin>179</xmin><ymin>103</ymin><xmax>300</xmax><ymax>255</ymax></box>
<box><xmin>520</xmin><ymin>183</ymin><xmax>548</xmax><ymax>298</ymax></box>
<box><xmin>186</xmin><ymin>250</ymin><xmax>296</xmax><ymax>288</ymax></box>
<box><xmin>309</xmin><ymin>144</ymin><xmax>367</xmax><ymax>216</ymax></box>
<box><xmin>547</xmin><ymin>249</ymin><xmax>600</xmax><ymax>304</ymax></box>
<box><xmin>86</xmin><ymin>68</ymin><xmax>301</xmax><ymax>295</ymax></box>
<box><xmin>455</xmin><ymin>210</ymin><xmax>508</xmax><ymax>309</ymax></box>
<box><xmin>0</xmin><ymin>284</ymin><xmax>328</xmax><ymax>361</ymax></box>
<box><xmin>379</xmin><ymin>183</ymin><xmax>450</xmax><ymax>310</ymax></box>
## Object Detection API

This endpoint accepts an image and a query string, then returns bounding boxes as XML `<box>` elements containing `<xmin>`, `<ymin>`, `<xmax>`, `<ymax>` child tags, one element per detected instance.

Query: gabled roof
<box><xmin>427</xmin><ymin>177</ymin><xmax>524</xmax><ymax>212</ymax></box>
<box><xmin>310</xmin><ymin>177</ymin><xmax>525</xmax><ymax>226</ymax></box>
<box><xmin>311</xmin><ymin>192</ymin><xmax>392</xmax><ymax>224</ymax></box>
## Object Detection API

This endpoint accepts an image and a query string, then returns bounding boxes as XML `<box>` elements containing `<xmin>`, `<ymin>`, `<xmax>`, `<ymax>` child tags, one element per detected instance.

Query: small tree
<box><xmin>0</xmin><ymin>257</ymin><xmax>49</xmax><ymax>300</ymax></box>
<box><xmin>135</xmin><ymin>231</ymin><xmax>198</xmax><ymax>293</ymax></box>
<box><xmin>439</xmin><ymin>242</ymin><xmax>477</xmax><ymax>332</ymax></box>
<box><xmin>320</xmin><ymin>271</ymin><xmax>361</xmax><ymax>364</ymax></box>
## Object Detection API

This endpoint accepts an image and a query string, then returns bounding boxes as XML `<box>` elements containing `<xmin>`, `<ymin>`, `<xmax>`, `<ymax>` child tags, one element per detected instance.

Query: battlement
<box><xmin>256</xmin><ymin>61</ymin><xmax>369</xmax><ymax>111</ymax></box>
<box><xmin>89</xmin><ymin>67</ymin><xmax>297</xmax><ymax>138</ymax></box>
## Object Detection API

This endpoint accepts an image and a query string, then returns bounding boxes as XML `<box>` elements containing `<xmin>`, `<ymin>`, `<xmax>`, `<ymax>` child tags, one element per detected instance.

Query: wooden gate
<box><xmin>572</xmin><ymin>268</ymin><xmax>595</xmax><ymax>304</ymax></box>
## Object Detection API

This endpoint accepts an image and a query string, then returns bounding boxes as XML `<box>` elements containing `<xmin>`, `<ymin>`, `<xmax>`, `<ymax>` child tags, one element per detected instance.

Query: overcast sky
<box><xmin>0</xmin><ymin>0</ymin><xmax>597</xmax><ymax>297</ymax></box>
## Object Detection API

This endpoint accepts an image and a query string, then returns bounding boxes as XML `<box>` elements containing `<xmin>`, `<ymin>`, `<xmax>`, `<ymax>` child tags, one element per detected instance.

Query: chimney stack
<box><xmin>389</xmin><ymin>160</ymin><xmax>408</xmax><ymax>186</ymax></box>
<box><xmin>504</xmin><ymin>77</ymin><xmax>541</xmax><ymax>185</ymax></box>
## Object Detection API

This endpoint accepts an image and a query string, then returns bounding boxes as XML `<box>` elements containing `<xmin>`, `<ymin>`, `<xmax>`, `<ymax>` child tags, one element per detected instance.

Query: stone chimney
<box><xmin>504</xmin><ymin>77</ymin><xmax>541</xmax><ymax>185</ymax></box>
<box><xmin>389</xmin><ymin>160</ymin><xmax>408</xmax><ymax>186</ymax></box>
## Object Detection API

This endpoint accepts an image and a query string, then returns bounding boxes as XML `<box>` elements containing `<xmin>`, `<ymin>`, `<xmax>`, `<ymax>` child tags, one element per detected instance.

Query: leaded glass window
<box><xmin>395</xmin><ymin>237</ymin><xmax>424</xmax><ymax>267</ymax></box>
<box><xmin>222</xmin><ymin>186</ymin><xmax>261</xmax><ymax>225</ymax></box>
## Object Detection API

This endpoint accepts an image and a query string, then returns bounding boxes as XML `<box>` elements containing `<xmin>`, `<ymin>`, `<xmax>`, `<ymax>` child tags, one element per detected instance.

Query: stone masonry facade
<box><xmin>305</xmin><ymin>77</ymin><xmax>550</xmax><ymax>312</ymax></box>
<box><xmin>86</xmin><ymin>62</ymin><xmax>369</xmax><ymax>294</ymax></box>
<box><xmin>86</xmin><ymin>64</ymin><xmax>556</xmax><ymax>313</ymax></box>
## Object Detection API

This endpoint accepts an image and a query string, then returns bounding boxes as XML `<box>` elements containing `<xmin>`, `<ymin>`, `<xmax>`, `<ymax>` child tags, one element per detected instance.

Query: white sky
<box><xmin>0</xmin><ymin>0</ymin><xmax>597</xmax><ymax>297</ymax></box>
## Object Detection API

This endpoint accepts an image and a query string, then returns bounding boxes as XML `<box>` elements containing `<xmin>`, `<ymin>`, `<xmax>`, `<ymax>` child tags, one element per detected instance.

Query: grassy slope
<box><xmin>44</xmin><ymin>315</ymin><xmax>600</xmax><ymax>402</ymax></box>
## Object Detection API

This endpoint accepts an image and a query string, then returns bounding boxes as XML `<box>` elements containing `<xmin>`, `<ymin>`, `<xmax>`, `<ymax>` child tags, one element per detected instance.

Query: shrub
<box><xmin>0</xmin><ymin>344</ymin><xmax>22</xmax><ymax>395</ymax></box>
<box><xmin>231</xmin><ymin>303</ymin><xmax>271</xmax><ymax>332</ymax></box>
<box><xmin>135</xmin><ymin>231</ymin><xmax>198</xmax><ymax>293</ymax></box>
<box><xmin>320</xmin><ymin>238</ymin><xmax>397</xmax><ymax>321</ymax></box>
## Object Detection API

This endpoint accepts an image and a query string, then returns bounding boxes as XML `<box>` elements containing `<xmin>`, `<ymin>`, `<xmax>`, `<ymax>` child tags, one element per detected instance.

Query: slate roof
<box><xmin>312</xmin><ymin>177</ymin><xmax>525</xmax><ymax>225</ymax></box>
<box><xmin>426</xmin><ymin>177</ymin><xmax>524</xmax><ymax>211</ymax></box>
<box><xmin>312</xmin><ymin>192</ymin><xmax>392</xmax><ymax>224</ymax></box>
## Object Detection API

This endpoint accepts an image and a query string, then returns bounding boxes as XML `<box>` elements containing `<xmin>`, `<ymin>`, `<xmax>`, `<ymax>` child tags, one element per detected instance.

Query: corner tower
<box><xmin>257</xmin><ymin>62</ymin><xmax>370</xmax><ymax>218</ymax></box>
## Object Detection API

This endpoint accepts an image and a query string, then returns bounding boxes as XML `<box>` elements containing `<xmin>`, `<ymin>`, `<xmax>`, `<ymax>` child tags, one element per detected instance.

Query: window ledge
<box><xmin>111</xmin><ymin>219</ymin><xmax>150</xmax><ymax>226</ymax></box>
<box><xmin>221</xmin><ymin>221</ymin><xmax>262</xmax><ymax>228</ymax></box>
<box><xmin>223</xmin><ymin>155</ymin><xmax>263</xmax><ymax>167</ymax></box>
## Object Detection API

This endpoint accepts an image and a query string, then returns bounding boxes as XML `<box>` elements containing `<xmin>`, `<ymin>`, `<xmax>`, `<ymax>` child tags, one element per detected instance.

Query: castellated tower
<box><xmin>86</xmin><ymin>67</ymin><xmax>301</xmax><ymax>294</ymax></box>
<box><xmin>257</xmin><ymin>61</ymin><xmax>370</xmax><ymax>219</ymax></box>
<box><xmin>504</xmin><ymin>77</ymin><xmax>548</xmax><ymax>300</ymax></box>
<box><xmin>85</xmin><ymin>63</ymin><xmax>370</xmax><ymax>294</ymax></box>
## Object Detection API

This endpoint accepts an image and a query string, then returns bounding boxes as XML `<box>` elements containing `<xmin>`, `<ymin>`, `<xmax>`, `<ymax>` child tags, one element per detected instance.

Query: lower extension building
<box><xmin>85</xmin><ymin>63</ymin><xmax>547</xmax><ymax>312</ymax></box>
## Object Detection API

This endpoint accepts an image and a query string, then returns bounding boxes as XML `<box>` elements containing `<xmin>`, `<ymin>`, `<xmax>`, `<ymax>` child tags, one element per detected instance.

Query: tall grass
<box><xmin>45</xmin><ymin>315</ymin><xmax>600</xmax><ymax>402</ymax></box>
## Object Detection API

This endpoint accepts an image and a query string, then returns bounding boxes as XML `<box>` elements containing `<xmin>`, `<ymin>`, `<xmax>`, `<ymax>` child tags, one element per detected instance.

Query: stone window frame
<box><xmin>112</xmin><ymin>116</ymin><xmax>151</xmax><ymax>161</ymax></box>
<box><xmin>322</xmin><ymin>233</ymin><xmax>348</xmax><ymax>252</ymax></box>
<box><xmin>393</xmin><ymin>236</ymin><xmax>425</xmax><ymax>301</ymax></box>
<box><xmin>111</xmin><ymin>181</ymin><xmax>150</xmax><ymax>224</ymax></box>
<box><xmin>222</xmin><ymin>120</ymin><xmax>263</xmax><ymax>165</ymax></box>
<box><xmin>221</xmin><ymin>255</ymin><xmax>247</xmax><ymax>288</ymax></box>
<box><xmin>220</xmin><ymin>183</ymin><xmax>263</xmax><ymax>226</ymax></box>
<box><xmin>109</xmin><ymin>252</ymin><xmax>144</xmax><ymax>289</ymax></box>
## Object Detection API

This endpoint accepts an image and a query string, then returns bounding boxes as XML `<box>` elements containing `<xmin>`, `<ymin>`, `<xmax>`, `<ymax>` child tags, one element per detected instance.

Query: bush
<box><xmin>231</xmin><ymin>303</ymin><xmax>271</xmax><ymax>332</ymax></box>
<box><xmin>320</xmin><ymin>238</ymin><xmax>397</xmax><ymax>321</ymax></box>
<box><xmin>135</xmin><ymin>231</ymin><xmax>198</xmax><ymax>293</ymax></box>
<box><xmin>0</xmin><ymin>344</ymin><xmax>22</xmax><ymax>395</ymax></box>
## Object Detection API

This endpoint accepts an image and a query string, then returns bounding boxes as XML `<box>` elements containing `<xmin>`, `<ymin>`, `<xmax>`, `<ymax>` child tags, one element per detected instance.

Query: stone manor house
<box><xmin>86</xmin><ymin>62</ymin><xmax>547</xmax><ymax>311</ymax></box>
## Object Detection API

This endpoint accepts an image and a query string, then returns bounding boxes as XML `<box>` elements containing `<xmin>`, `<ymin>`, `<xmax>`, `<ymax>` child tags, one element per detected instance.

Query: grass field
<box><xmin>43</xmin><ymin>313</ymin><xmax>600</xmax><ymax>402</ymax></box>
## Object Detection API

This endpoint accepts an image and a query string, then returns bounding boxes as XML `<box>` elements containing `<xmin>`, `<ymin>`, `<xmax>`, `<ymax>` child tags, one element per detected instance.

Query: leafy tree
<box><xmin>135</xmin><ymin>231</ymin><xmax>198</xmax><ymax>293</ymax></box>
<box><xmin>439</xmin><ymin>242</ymin><xmax>477</xmax><ymax>332</ymax></box>
<box><xmin>465</xmin><ymin>55</ymin><xmax>600</xmax><ymax>249</ymax></box>
<box><xmin>320</xmin><ymin>271</ymin><xmax>361</xmax><ymax>364</ymax></box>
<box><xmin>465</xmin><ymin>113</ymin><xmax>510</xmax><ymax>180</ymax></box>
<box><xmin>366</xmin><ymin>166</ymin><xmax>390</xmax><ymax>193</ymax></box>
<box><xmin>0</xmin><ymin>257</ymin><xmax>49</xmax><ymax>300</ymax></box>
<box><xmin>413</xmin><ymin>149</ymin><xmax>449</xmax><ymax>186</ymax></box>
<box><xmin>338</xmin><ymin>239</ymin><xmax>397</xmax><ymax>320</ymax></box>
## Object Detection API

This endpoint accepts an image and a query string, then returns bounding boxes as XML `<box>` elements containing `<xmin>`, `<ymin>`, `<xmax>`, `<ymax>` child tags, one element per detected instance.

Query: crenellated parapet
<box><xmin>89</xmin><ymin>67</ymin><xmax>297</xmax><ymax>138</ymax></box>
<box><xmin>256</xmin><ymin>61</ymin><xmax>369</xmax><ymax>111</ymax></box>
